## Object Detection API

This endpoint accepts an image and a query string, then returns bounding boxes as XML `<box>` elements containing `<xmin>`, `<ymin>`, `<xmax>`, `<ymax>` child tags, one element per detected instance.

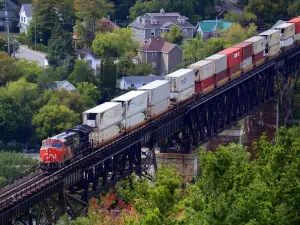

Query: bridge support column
<box><xmin>155</xmin><ymin>152</ymin><xmax>198</xmax><ymax>182</ymax></box>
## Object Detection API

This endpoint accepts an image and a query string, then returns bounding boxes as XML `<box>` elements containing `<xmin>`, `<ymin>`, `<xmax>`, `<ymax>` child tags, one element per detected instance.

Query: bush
<box><xmin>17</xmin><ymin>33</ymin><xmax>31</xmax><ymax>45</ymax></box>
<box><xmin>28</xmin><ymin>43</ymin><xmax>48</xmax><ymax>53</ymax></box>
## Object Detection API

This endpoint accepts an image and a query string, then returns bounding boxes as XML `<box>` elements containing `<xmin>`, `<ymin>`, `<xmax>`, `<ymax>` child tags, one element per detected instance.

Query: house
<box><xmin>128</xmin><ymin>9</ymin><xmax>195</xmax><ymax>44</ymax></box>
<box><xmin>76</xmin><ymin>48</ymin><xmax>100</xmax><ymax>74</ymax></box>
<box><xmin>138</xmin><ymin>37</ymin><xmax>183</xmax><ymax>75</ymax></box>
<box><xmin>196</xmin><ymin>20</ymin><xmax>232</xmax><ymax>40</ymax></box>
<box><xmin>52</xmin><ymin>80</ymin><xmax>76</xmax><ymax>92</ymax></box>
<box><xmin>0</xmin><ymin>0</ymin><xmax>18</xmax><ymax>31</ymax></box>
<box><xmin>119</xmin><ymin>75</ymin><xmax>164</xmax><ymax>89</ymax></box>
<box><xmin>19</xmin><ymin>4</ymin><xmax>32</xmax><ymax>34</ymax></box>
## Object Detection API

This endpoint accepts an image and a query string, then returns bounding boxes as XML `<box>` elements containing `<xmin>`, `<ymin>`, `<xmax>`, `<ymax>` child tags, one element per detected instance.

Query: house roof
<box><xmin>21</xmin><ymin>4</ymin><xmax>32</xmax><ymax>17</ymax></box>
<box><xmin>54</xmin><ymin>80</ymin><xmax>76</xmax><ymax>91</ymax></box>
<box><xmin>197</xmin><ymin>20</ymin><xmax>232</xmax><ymax>33</ymax></box>
<box><xmin>121</xmin><ymin>75</ymin><xmax>164</xmax><ymax>84</ymax></box>
<box><xmin>140</xmin><ymin>37</ymin><xmax>178</xmax><ymax>53</ymax></box>
<box><xmin>76</xmin><ymin>48</ymin><xmax>99</xmax><ymax>59</ymax></box>
<box><xmin>271</xmin><ymin>20</ymin><xmax>286</xmax><ymax>29</ymax></box>
<box><xmin>100</xmin><ymin>17</ymin><xmax>119</xmax><ymax>29</ymax></box>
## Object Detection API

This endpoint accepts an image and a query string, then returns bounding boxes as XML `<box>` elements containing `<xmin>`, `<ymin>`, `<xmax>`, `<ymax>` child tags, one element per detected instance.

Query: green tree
<box><xmin>36</xmin><ymin>66</ymin><xmax>61</xmax><ymax>89</ymax></box>
<box><xmin>0</xmin><ymin>52</ymin><xmax>22</xmax><ymax>86</ymax></box>
<box><xmin>246</xmin><ymin>0</ymin><xmax>287</xmax><ymax>20</ymax></box>
<box><xmin>16</xmin><ymin>59</ymin><xmax>43</xmax><ymax>83</ymax></box>
<box><xmin>100</xmin><ymin>58</ymin><xmax>117</xmax><ymax>89</ymax></box>
<box><xmin>76</xmin><ymin>82</ymin><xmax>101</xmax><ymax>109</ymax></box>
<box><xmin>288</xmin><ymin>1</ymin><xmax>300</xmax><ymax>17</ymax></box>
<box><xmin>224</xmin><ymin>10</ymin><xmax>257</xmax><ymax>24</ymax></box>
<box><xmin>69</xmin><ymin>59</ymin><xmax>97</xmax><ymax>85</ymax></box>
<box><xmin>127</xmin><ymin>63</ymin><xmax>156</xmax><ymax>76</ymax></box>
<box><xmin>32</xmin><ymin>104</ymin><xmax>80</xmax><ymax>139</ymax></box>
<box><xmin>92</xmin><ymin>28</ymin><xmax>138</xmax><ymax>58</ymax></box>
<box><xmin>161</xmin><ymin>26</ymin><xmax>183</xmax><ymax>45</ymax></box>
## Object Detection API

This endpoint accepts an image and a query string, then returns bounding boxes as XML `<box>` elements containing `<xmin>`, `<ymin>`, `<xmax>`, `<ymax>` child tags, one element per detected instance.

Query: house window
<box><xmin>152</xmin><ymin>52</ymin><xmax>156</xmax><ymax>58</ymax></box>
<box><xmin>24</xmin><ymin>17</ymin><xmax>26</xmax><ymax>23</ymax></box>
<box><xmin>140</xmin><ymin>30</ymin><xmax>143</xmax><ymax>34</ymax></box>
<box><xmin>131</xmin><ymin>84</ymin><xmax>134</xmax><ymax>87</ymax></box>
<box><xmin>182</xmin><ymin>28</ymin><xmax>187</xmax><ymax>36</ymax></box>
<box><xmin>87</xmin><ymin>60</ymin><xmax>92</xmax><ymax>65</ymax></box>
<box><xmin>158</xmin><ymin>30</ymin><xmax>161</xmax><ymax>35</ymax></box>
<box><xmin>151</xmin><ymin>29</ymin><xmax>155</xmax><ymax>36</ymax></box>
<box><xmin>152</xmin><ymin>62</ymin><xmax>156</xmax><ymax>68</ymax></box>
<box><xmin>143</xmin><ymin>83</ymin><xmax>146</xmax><ymax>86</ymax></box>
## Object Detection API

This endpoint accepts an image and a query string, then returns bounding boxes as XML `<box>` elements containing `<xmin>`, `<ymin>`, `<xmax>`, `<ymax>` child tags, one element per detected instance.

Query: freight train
<box><xmin>40</xmin><ymin>17</ymin><xmax>300</xmax><ymax>173</ymax></box>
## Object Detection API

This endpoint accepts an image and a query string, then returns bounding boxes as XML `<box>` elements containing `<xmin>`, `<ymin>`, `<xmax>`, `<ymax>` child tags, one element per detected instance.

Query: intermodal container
<box><xmin>241</xmin><ymin>57</ymin><xmax>252</xmax><ymax>69</ymax></box>
<box><xmin>165</xmin><ymin>69</ymin><xmax>194</xmax><ymax>92</ymax></box>
<box><xmin>232</xmin><ymin>42</ymin><xmax>252</xmax><ymax>60</ymax></box>
<box><xmin>195</xmin><ymin>76</ymin><xmax>215</xmax><ymax>93</ymax></box>
<box><xmin>147</xmin><ymin>98</ymin><xmax>170</xmax><ymax>117</ymax></box>
<box><xmin>287</xmin><ymin>18</ymin><xmax>300</xmax><ymax>34</ymax></box>
<box><xmin>187</xmin><ymin>60</ymin><xmax>215</xmax><ymax>82</ymax></box>
<box><xmin>244</xmin><ymin>36</ymin><xmax>266</xmax><ymax>55</ymax></box>
<box><xmin>280</xmin><ymin>37</ymin><xmax>294</xmax><ymax>47</ymax></box>
<box><xmin>123</xmin><ymin>111</ymin><xmax>146</xmax><ymax>129</ymax></box>
<box><xmin>228</xmin><ymin>63</ymin><xmax>241</xmax><ymax>76</ymax></box>
<box><xmin>112</xmin><ymin>91</ymin><xmax>147</xmax><ymax>118</ymax></box>
<box><xmin>83</xmin><ymin>102</ymin><xmax>122</xmax><ymax>131</ymax></box>
<box><xmin>259</xmin><ymin>30</ymin><xmax>280</xmax><ymax>48</ymax></box>
<box><xmin>274</xmin><ymin>23</ymin><xmax>295</xmax><ymax>40</ymax></box>
<box><xmin>295</xmin><ymin>33</ymin><xmax>300</xmax><ymax>41</ymax></box>
<box><xmin>267</xmin><ymin>43</ymin><xmax>280</xmax><ymax>57</ymax></box>
<box><xmin>218</xmin><ymin>47</ymin><xmax>242</xmax><ymax>68</ymax></box>
<box><xmin>170</xmin><ymin>85</ymin><xmax>195</xmax><ymax>103</ymax></box>
<box><xmin>215</xmin><ymin>70</ymin><xmax>228</xmax><ymax>85</ymax></box>
<box><xmin>90</xmin><ymin>123</ymin><xmax>121</xmax><ymax>143</ymax></box>
<box><xmin>253</xmin><ymin>51</ymin><xmax>264</xmax><ymax>64</ymax></box>
<box><xmin>206</xmin><ymin>54</ymin><xmax>227</xmax><ymax>74</ymax></box>
<box><xmin>138</xmin><ymin>80</ymin><xmax>170</xmax><ymax>106</ymax></box>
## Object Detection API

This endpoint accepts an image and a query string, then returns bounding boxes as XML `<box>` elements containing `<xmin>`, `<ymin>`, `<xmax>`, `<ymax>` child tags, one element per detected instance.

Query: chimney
<box><xmin>160</xmin><ymin>8</ymin><xmax>165</xmax><ymax>14</ymax></box>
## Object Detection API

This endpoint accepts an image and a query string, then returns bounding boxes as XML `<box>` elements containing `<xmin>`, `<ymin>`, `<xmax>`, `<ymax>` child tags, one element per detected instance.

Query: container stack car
<box><xmin>206</xmin><ymin>54</ymin><xmax>228</xmax><ymax>87</ymax></box>
<box><xmin>287</xmin><ymin>18</ymin><xmax>300</xmax><ymax>44</ymax></box>
<box><xmin>259</xmin><ymin>30</ymin><xmax>280</xmax><ymax>58</ymax></box>
<box><xmin>244</xmin><ymin>36</ymin><xmax>266</xmax><ymax>67</ymax></box>
<box><xmin>232</xmin><ymin>42</ymin><xmax>253</xmax><ymax>73</ymax></box>
<box><xmin>274</xmin><ymin>23</ymin><xmax>295</xmax><ymax>50</ymax></box>
<box><xmin>112</xmin><ymin>91</ymin><xmax>148</xmax><ymax>129</ymax></box>
<box><xmin>138</xmin><ymin>80</ymin><xmax>171</xmax><ymax>117</ymax></box>
<box><xmin>165</xmin><ymin>69</ymin><xmax>195</xmax><ymax>103</ymax></box>
<box><xmin>218</xmin><ymin>47</ymin><xmax>242</xmax><ymax>80</ymax></box>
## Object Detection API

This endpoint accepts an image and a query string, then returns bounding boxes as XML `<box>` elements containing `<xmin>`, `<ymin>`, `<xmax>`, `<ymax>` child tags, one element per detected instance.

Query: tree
<box><xmin>100</xmin><ymin>58</ymin><xmax>117</xmax><ymax>89</ymax></box>
<box><xmin>223</xmin><ymin>10</ymin><xmax>257</xmax><ymax>24</ymax></box>
<box><xmin>16</xmin><ymin>59</ymin><xmax>43</xmax><ymax>83</ymax></box>
<box><xmin>76</xmin><ymin>82</ymin><xmax>101</xmax><ymax>109</ymax></box>
<box><xmin>74</xmin><ymin>0</ymin><xmax>114</xmax><ymax>34</ymax></box>
<box><xmin>0</xmin><ymin>38</ymin><xmax>5</xmax><ymax>51</ymax></box>
<box><xmin>69</xmin><ymin>59</ymin><xmax>97</xmax><ymax>85</ymax></box>
<box><xmin>127</xmin><ymin>63</ymin><xmax>156</xmax><ymax>76</ymax></box>
<box><xmin>288</xmin><ymin>1</ymin><xmax>300</xmax><ymax>17</ymax></box>
<box><xmin>36</xmin><ymin>66</ymin><xmax>60</xmax><ymax>89</ymax></box>
<box><xmin>32</xmin><ymin>104</ymin><xmax>80</xmax><ymax>139</ymax></box>
<box><xmin>246</xmin><ymin>0</ymin><xmax>287</xmax><ymax>20</ymax></box>
<box><xmin>0</xmin><ymin>52</ymin><xmax>22</xmax><ymax>86</ymax></box>
<box><xmin>182</xmin><ymin>36</ymin><xmax>205</xmax><ymax>64</ymax></box>
<box><xmin>92</xmin><ymin>28</ymin><xmax>138</xmax><ymax>58</ymax></box>
<box><xmin>161</xmin><ymin>26</ymin><xmax>183</xmax><ymax>46</ymax></box>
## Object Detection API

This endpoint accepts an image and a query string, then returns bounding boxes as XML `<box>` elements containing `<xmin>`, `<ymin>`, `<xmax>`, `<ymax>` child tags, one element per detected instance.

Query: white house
<box><xmin>19</xmin><ymin>4</ymin><xmax>32</xmax><ymax>34</ymax></box>
<box><xmin>119</xmin><ymin>75</ymin><xmax>164</xmax><ymax>90</ymax></box>
<box><xmin>76</xmin><ymin>48</ymin><xmax>101</xmax><ymax>74</ymax></box>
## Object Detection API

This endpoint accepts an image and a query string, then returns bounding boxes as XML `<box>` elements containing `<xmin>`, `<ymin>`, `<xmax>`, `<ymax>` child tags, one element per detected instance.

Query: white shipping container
<box><xmin>244</xmin><ymin>36</ymin><xmax>266</xmax><ymax>55</ymax></box>
<box><xmin>147</xmin><ymin>98</ymin><xmax>170</xmax><ymax>117</ymax></box>
<box><xmin>123</xmin><ymin>111</ymin><xmax>146</xmax><ymax>129</ymax></box>
<box><xmin>241</xmin><ymin>57</ymin><xmax>252</xmax><ymax>69</ymax></box>
<box><xmin>165</xmin><ymin>69</ymin><xmax>194</xmax><ymax>93</ymax></box>
<box><xmin>112</xmin><ymin>91</ymin><xmax>147</xmax><ymax>118</ymax></box>
<box><xmin>83</xmin><ymin>102</ymin><xmax>122</xmax><ymax>131</ymax></box>
<box><xmin>274</xmin><ymin>23</ymin><xmax>295</xmax><ymax>40</ymax></box>
<box><xmin>206</xmin><ymin>54</ymin><xmax>227</xmax><ymax>74</ymax></box>
<box><xmin>138</xmin><ymin>80</ymin><xmax>170</xmax><ymax>106</ymax></box>
<box><xmin>280</xmin><ymin>37</ymin><xmax>294</xmax><ymax>47</ymax></box>
<box><xmin>90</xmin><ymin>124</ymin><xmax>121</xmax><ymax>143</ymax></box>
<box><xmin>259</xmin><ymin>30</ymin><xmax>280</xmax><ymax>47</ymax></box>
<box><xmin>295</xmin><ymin>33</ymin><xmax>300</xmax><ymax>41</ymax></box>
<box><xmin>170</xmin><ymin>85</ymin><xmax>195</xmax><ymax>103</ymax></box>
<box><xmin>268</xmin><ymin>43</ymin><xmax>280</xmax><ymax>57</ymax></box>
<box><xmin>188</xmin><ymin>60</ymin><xmax>215</xmax><ymax>82</ymax></box>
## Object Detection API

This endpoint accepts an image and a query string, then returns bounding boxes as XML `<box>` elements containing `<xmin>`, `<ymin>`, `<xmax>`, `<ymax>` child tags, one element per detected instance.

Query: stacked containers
<box><xmin>244</xmin><ymin>36</ymin><xmax>266</xmax><ymax>67</ymax></box>
<box><xmin>82</xmin><ymin>102</ymin><xmax>122</xmax><ymax>143</ymax></box>
<box><xmin>218</xmin><ymin>47</ymin><xmax>242</xmax><ymax>80</ymax></box>
<box><xmin>206</xmin><ymin>54</ymin><xmax>227</xmax><ymax>87</ymax></box>
<box><xmin>111</xmin><ymin>91</ymin><xmax>148</xmax><ymax>129</ymax></box>
<box><xmin>287</xmin><ymin>18</ymin><xmax>300</xmax><ymax>44</ymax></box>
<box><xmin>188</xmin><ymin>60</ymin><xmax>215</xmax><ymax>93</ymax></box>
<box><xmin>165</xmin><ymin>69</ymin><xmax>195</xmax><ymax>103</ymax></box>
<box><xmin>274</xmin><ymin>23</ymin><xmax>295</xmax><ymax>49</ymax></box>
<box><xmin>138</xmin><ymin>80</ymin><xmax>171</xmax><ymax>117</ymax></box>
<box><xmin>259</xmin><ymin>30</ymin><xmax>280</xmax><ymax>58</ymax></box>
<box><xmin>232</xmin><ymin>42</ymin><xmax>253</xmax><ymax>73</ymax></box>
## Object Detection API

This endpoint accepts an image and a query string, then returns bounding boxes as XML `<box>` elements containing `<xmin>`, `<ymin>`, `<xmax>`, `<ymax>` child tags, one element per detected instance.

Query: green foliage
<box><xmin>100</xmin><ymin>58</ymin><xmax>117</xmax><ymax>89</ymax></box>
<box><xmin>161</xmin><ymin>26</ymin><xmax>183</xmax><ymax>45</ymax></box>
<box><xmin>118</xmin><ymin>56</ymin><xmax>156</xmax><ymax>77</ymax></box>
<box><xmin>0</xmin><ymin>52</ymin><xmax>22</xmax><ymax>86</ymax></box>
<box><xmin>32</xmin><ymin>104</ymin><xmax>80</xmax><ymax>139</ymax></box>
<box><xmin>69</xmin><ymin>59</ymin><xmax>97</xmax><ymax>85</ymax></box>
<box><xmin>0</xmin><ymin>151</ymin><xmax>38</xmax><ymax>185</ymax></box>
<box><xmin>288</xmin><ymin>1</ymin><xmax>300</xmax><ymax>17</ymax></box>
<box><xmin>223</xmin><ymin>10</ymin><xmax>257</xmax><ymax>24</ymax></box>
<box><xmin>16</xmin><ymin>59</ymin><xmax>43</xmax><ymax>83</ymax></box>
<box><xmin>92</xmin><ymin>28</ymin><xmax>138</xmax><ymax>58</ymax></box>
<box><xmin>76</xmin><ymin>82</ymin><xmax>101</xmax><ymax>109</ymax></box>
<box><xmin>0</xmin><ymin>38</ymin><xmax>5</xmax><ymax>51</ymax></box>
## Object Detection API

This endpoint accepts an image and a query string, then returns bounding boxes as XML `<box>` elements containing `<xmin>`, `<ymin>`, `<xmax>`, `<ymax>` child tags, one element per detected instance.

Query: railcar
<box><xmin>40</xmin><ymin>17</ymin><xmax>300</xmax><ymax>173</ymax></box>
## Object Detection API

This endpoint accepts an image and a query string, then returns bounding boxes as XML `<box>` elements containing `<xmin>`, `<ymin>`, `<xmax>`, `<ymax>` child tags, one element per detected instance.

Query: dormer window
<box><xmin>178</xmin><ymin>19</ymin><xmax>185</xmax><ymax>24</ymax></box>
<box><xmin>151</xmin><ymin>19</ymin><xmax>157</xmax><ymax>24</ymax></box>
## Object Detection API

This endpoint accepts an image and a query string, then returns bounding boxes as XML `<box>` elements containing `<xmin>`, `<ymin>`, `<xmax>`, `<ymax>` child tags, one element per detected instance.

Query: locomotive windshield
<box><xmin>41</xmin><ymin>140</ymin><xmax>63</xmax><ymax>149</ymax></box>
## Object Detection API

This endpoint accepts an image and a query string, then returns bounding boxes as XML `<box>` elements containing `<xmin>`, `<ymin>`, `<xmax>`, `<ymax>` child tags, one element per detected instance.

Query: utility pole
<box><xmin>4</xmin><ymin>0</ymin><xmax>10</xmax><ymax>56</ymax></box>
<box><xmin>35</xmin><ymin>24</ymin><xmax>36</xmax><ymax>51</ymax></box>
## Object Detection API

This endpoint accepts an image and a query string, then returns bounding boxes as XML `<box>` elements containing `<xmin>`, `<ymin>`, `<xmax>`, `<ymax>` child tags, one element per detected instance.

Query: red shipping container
<box><xmin>195</xmin><ymin>82</ymin><xmax>201</xmax><ymax>93</ymax></box>
<box><xmin>218</xmin><ymin>47</ymin><xmax>242</xmax><ymax>68</ymax></box>
<box><xmin>195</xmin><ymin>76</ymin><xmax>215</xmax><ymax>93</ymax></box>
<box><xmin>232</xmin><ymin>42</ymin><xmax>253</xmax><ymax>60</ymax></box>
<box><xmin>253</xmin><ymin>51</ymin><xmax>264</xmax><ymax>63</ymax></box>
<box><xmin>215</xmin><ymin>69</ymin><xmax>228</xmax><ymax>83</ymax></box>
<box><xmin>288</xmin><ymin>18</ymin><xmax>300</xmax><ymax>34</ymax></box>
<box><xmin>228</xmin><ymin>63</ymin><xmax>241</xmax><ymax>76</ymax></box>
